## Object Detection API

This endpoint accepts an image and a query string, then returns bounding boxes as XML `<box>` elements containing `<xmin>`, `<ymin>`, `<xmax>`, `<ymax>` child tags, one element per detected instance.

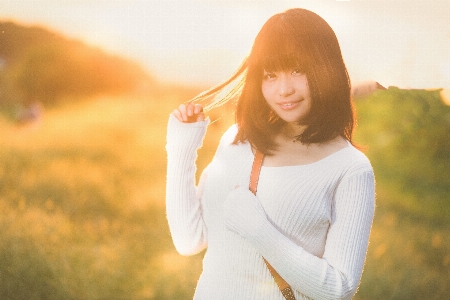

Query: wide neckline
<box><xmin>248</xmin><ymin>141</ymin><xmax>351</xmax><ymax>169</ymax></box>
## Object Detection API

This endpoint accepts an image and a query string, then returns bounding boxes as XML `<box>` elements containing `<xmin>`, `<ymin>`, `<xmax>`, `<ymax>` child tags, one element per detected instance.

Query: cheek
<box><xmin>261</xmin><ymin>83</ymin><xmax>274</xmax><ymax>102</ymax></box>
<box><xmin>261</xmin><ymin>88</ymin><xmax>268</xmax><ymax>102</ymax></box>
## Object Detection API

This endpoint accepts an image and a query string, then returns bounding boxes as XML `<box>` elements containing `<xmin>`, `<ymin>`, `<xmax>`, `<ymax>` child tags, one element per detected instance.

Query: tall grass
<box><xmin>0</xmin><ymin>92</ymin><xmax>205</xmax><ymax>300</ymax></box>
<box><xmin>0</xmin><ymin>88</ymin><xmax>448</xmax><ymax>299</ymax></box>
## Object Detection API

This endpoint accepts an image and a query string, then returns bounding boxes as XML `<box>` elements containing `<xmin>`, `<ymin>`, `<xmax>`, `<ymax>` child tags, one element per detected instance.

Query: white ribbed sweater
<box><xmin>166</xmin><ymin>115</ymin><xmax>375</xmax><ymax>300</ymax></box>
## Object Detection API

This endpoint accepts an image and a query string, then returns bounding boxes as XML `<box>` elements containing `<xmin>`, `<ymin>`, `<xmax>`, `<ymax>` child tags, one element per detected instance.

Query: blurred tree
<box><xmin>355</xmin><ymin>87</ymin><xmax>450</xmax><ymax>220</ymax></box>
<box><xmin>0</xmin><ymin>21</ymin><xmax>152</xmax><ymax>108</ymax></box>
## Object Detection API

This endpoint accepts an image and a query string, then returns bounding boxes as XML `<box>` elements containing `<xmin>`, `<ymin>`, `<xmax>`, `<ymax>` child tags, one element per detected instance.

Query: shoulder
<box><xmin>219</xmin><ymin>124</ymin><xmax>239</xmax><ymax>144</ymax></box>
<box><xmin>330</xmin><ymin>145</ymin><xmax>375</xmax><ymax>201</ymax></box>
<box><xmin>213</xmin><ymin>124</ymin><xmax>250</xmax><ymax>160</ymax></box>
<box><xmin>340</xmin><ymin>144</ymin><xmax>374</xmax><ymax>178</ymax></box>
<box><xmin>215</xmin><ymin>124</ymin><xmax>240</xmax><ymax>150</ymax></box>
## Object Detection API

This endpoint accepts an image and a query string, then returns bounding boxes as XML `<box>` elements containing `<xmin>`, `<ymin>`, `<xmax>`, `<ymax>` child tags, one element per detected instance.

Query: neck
<box><xmin>280</xmin><ymin>122</ymin><xmax>307</xmax><ymax>141</ymax></box>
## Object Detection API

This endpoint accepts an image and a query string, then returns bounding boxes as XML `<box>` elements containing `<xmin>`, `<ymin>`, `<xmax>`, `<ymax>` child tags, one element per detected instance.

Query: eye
<box><xmin>263</xmin><ymin>71</ymin><xmax>276</xmax><ymax>81</ymax></box>
<box><xmin>292</xmin><ymin>69</ymin><xmax>304</xmax><ymax>76</ymax></box>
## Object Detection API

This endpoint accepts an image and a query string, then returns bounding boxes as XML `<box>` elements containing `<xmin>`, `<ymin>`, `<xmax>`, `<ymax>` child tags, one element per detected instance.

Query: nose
<box><xmin>278</xmin><ymin>75</ymin><xmax>295</xmax><ymax>97</ymax></box>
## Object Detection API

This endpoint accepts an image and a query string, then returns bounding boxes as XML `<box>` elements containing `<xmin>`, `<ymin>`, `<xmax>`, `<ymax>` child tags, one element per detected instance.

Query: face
<box><xmin>261</xmin><ymin>68</ymin><xmax>311</xmax><ymax>124</ymax></box>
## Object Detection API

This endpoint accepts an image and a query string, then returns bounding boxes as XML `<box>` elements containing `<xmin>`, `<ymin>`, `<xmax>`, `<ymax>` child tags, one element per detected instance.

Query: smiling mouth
<box><xmin>279</xmin><ymin>100</ymin><xmax>302</xmax><ymax>109</ymax></box>
<box><xmin>281</xmin><ymin>103</ymin><xmax>295</xmax><ymax>108</ymax></box>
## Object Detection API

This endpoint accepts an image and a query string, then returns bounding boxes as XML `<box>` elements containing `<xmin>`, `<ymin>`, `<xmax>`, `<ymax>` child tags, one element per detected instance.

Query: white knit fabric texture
<box><xmin>166</xmin><ymin>115</ymin><xmax>375</xmax><ymax>300</ymax></box>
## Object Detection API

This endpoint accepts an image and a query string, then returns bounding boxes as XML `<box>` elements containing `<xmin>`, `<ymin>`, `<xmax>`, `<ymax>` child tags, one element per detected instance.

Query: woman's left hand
<box><xmin>223</xmin><ymin>186</ymin><xmax>269</xmax><ymax>239</ymax></box>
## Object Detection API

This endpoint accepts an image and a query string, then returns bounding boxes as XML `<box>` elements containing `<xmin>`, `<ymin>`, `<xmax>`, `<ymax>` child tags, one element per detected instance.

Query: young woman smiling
<box><xmin>166</xmin><ymin>8</ymin><xmax>375</xmax><ymax>300</ymax></box>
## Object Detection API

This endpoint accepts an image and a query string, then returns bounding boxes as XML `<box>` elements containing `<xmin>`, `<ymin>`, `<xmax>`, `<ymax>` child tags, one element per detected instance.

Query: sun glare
<box><xmin>440</xmin><ymin>89</ymin><xmax>450</xmax><ymax>105</ymax></box>
<box><xmin>2</xmin><ymin>0</ymin><xmax>449</xmax><ymax>89</ymax></box>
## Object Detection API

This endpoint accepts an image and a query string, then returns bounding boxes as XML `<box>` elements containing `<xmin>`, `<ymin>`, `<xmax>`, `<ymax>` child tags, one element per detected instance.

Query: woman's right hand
<box><xmin>172</xmin><ymin>102</ymin><xmax>205</xmax><ymax>123</ymax></box>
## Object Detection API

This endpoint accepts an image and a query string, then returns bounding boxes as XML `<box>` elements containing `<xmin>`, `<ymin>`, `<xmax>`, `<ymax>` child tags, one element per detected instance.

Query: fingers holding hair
<box><xmin>172</xmin><ymin>102</ymin><xmax>205</xmax><ymax>123</ymax></box>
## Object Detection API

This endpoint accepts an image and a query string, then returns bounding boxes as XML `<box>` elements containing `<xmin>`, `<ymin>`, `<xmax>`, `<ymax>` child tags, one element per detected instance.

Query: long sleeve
<box><xmin>165</xmin><ymin>115</ymin><xmax>210</xmax><ymax>255</ymax></box>
<box><xmin>166</xmin><ymin>120</ymin><xmax>375</xmax><ymax>299</ymax></box>
<box><xmin>225</xmin><ymin>169</ymin><xmax>375</xmax><ymax>299</ymax></box>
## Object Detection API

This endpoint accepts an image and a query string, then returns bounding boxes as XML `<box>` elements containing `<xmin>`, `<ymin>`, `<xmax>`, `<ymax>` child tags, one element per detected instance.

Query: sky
<box><xmin>1</xmin><ymin>0</ymin><xmax>449</xmax><ymax>89</ymax></box>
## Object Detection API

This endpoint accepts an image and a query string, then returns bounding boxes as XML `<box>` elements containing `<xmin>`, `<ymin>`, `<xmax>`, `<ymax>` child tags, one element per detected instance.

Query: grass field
<box><xmin>0</xmin><ymin>88</ymin><xmax>448</xmax><ymax>299</ymax></box>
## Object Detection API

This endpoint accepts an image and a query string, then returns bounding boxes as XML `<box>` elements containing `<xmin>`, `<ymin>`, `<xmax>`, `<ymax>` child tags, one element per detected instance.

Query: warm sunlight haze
<box><xmin>0</xmin><ymin>1</ymin><xmax>449</xmax><ymax>299</ymax></box>
<box><xmin>2</xmin><ymin>0</ymin><xmax>449</xmax><ymax>89</ymax></box>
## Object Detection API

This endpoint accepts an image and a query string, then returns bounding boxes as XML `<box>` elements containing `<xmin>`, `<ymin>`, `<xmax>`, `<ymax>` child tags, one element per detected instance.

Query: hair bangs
<box><xmin>252</xmin><ymin>18</ymin><xmax>311</xmax><ymax>74</ymax></box>
<box><xmin>261</xmin><ymin>50</ymin><xmax>309</xmax><ymax>74</ymax></box>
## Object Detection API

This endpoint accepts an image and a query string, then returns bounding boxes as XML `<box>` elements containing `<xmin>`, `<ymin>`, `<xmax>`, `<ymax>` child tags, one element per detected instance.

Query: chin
<box><xmin>280</xmin><ymin>114</ymin><xmax>307</xmax><ymax>124</ymax></box>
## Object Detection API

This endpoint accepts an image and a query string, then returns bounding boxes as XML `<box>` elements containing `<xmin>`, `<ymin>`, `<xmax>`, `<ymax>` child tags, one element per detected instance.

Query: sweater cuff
<box><xmin>166</xmin><ymin>114</ymin><xmax>210</xmax><ymax>149</ymax></box>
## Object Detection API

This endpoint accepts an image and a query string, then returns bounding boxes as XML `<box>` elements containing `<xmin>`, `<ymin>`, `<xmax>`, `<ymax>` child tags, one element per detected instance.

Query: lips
<box><xmin>278</xmin><ymin>99</ymin><xmax>302</xmax><ymax>110</ymax></box>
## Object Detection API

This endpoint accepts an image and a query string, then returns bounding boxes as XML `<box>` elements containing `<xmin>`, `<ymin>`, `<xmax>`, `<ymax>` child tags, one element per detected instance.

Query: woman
<box><xmin>166</xmin><ymin>8</ymin><xmax>375</xmax><ymax>300</ymax></box>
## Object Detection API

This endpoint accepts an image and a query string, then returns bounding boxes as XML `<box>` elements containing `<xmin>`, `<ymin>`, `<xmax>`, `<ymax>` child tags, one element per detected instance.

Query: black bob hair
<box><xmin>190</xmin><ymin>8</ymin><xmax>354</xmax><ymax>155</ymax></box>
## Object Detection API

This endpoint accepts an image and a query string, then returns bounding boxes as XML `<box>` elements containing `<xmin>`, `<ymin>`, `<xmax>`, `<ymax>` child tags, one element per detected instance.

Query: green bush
<box><xmin>355</xmin><ymin>87</ymin><xmax>450</xmax><ymax>221</ymax></box>
<box><xmin>353</xmin><ymin>88</ymin><xmax>450</xmax><ymax>299</ymax></box>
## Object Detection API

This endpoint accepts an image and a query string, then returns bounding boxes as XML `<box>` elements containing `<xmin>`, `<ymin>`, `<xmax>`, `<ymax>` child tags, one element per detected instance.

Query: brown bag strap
<box><xmin>249</xmin><ymin>150</ymin><xmax>264</xmax><ymax>194</ymax></box>
<box><xmin>249</xmin><ymin>150</ymin><xmax>296</xmax><ymax>300</ymax></box>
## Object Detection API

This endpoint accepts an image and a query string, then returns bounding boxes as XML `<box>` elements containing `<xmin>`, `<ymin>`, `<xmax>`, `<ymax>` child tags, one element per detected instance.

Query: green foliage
<box><xmin>353</xmin><ymin>88</ymin><xmax>450</xmax><ymax>300</ymax></box>
<box><xmin>354</xmin><ymin>87</ymin><xmax>450</xmax><ymax>221</ymax></box>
